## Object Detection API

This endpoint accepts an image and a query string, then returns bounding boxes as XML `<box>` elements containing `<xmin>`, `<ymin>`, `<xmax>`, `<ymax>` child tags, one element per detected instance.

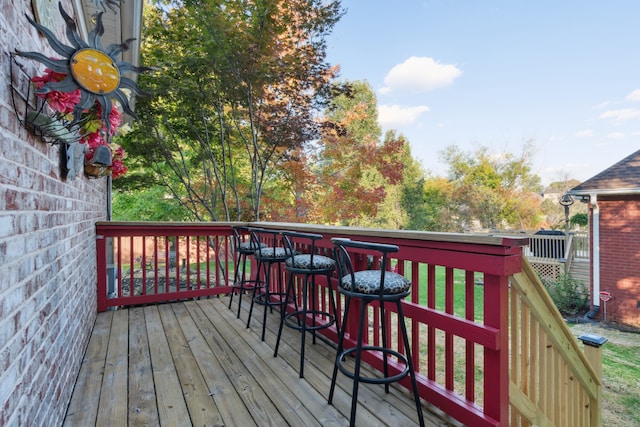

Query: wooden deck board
<box><xmin>176</xmin><ymin>302</ymin><xmax>257</xmax><ymax>427</ymax></box>
<box><xmin>191</xmin><ymin>300</ymin><xmax>286</xmax><ymax>426</ymax></box>
<box><xmin>63</xmin><ymin>311</ymin><xmax>112</xmax><ymax>427</ymax></box>
<box><xmin>128</xmin><ymin>307</ymin><xmax>159</xmax><ymax>426</ymax></box>
<box><xmin>64</xmin><ymin>297</ymin><xmax>457</xmax><ymax>426</ymax></box>
<box><xmin>145</xmin><ymin>306</ymin><xmax>192</xmax><ymax>426</ymax></box>
<box><xmin>96</xmin><ymin>309</ymin><xmax>129</xmax><ymax>426</ymax></box>
<box><xmin>158</xmin><ymin>303</ymin><xmax>223</xmax><ymax>426</ymax></box>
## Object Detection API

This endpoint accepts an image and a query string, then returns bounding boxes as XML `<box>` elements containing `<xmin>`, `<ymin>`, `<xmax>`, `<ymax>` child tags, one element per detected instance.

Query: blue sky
<box><xmin>326</xmin><ymin>0</ymin><xmax>640</xmax><ymax>186</ymax></box>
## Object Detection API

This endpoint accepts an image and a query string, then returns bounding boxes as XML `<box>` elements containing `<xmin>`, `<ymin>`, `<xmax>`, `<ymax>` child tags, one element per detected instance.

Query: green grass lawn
<box><xmin>410</xmin><ymin>264</ymin><xmax>485</xmax><ymax>320</ymax></box>
<box><xmin>570</xmin><ymin>322</ymin><xmax>640</xmax><ymax>427</ymax></box>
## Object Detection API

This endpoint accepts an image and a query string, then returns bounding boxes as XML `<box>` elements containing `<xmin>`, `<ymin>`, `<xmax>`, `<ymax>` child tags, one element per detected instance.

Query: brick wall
<box><xmin>1</xmin><ymin>1</ymin><xmax>106</xmax><ymax>425</ymax></box>
<box><xmin>598</xmin><ymin>197</ymin><xmax>640</xmax><ymax>327</ymax></box>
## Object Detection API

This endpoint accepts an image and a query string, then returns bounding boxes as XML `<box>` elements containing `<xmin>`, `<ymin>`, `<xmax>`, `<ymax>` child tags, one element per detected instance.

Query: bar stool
<box><xmin>246</xmin><ymin>228</ymin><xmax>292</xmax><ymax>341</ymax></box>
<box><xmin>227</xmin><ymin>226</ymin><xmax>265</xmax><ymax>319</ymax></box>
<box><xmin>274</xmin><ymin>231</ymin><xmax>338</xmax><ymax>378</ymax></box>
<box><xmin>328</xmin><ymin>238</ymin><xmax>424</xmax><ymax>427</ymax></box>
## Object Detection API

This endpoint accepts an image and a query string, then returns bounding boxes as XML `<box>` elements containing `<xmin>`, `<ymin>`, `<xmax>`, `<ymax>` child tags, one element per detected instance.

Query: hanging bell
<box><xmin>91</xmin><ymin>145</ymin><xmax>112</xmax><ymax>166</ymax></box>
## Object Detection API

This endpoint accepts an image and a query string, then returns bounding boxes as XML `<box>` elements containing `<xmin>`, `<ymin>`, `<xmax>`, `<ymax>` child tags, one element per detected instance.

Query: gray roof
<box><xmin>567</xmin><ymin>149</ymin><xmax>640</xmax><ymax>196</ymax></box>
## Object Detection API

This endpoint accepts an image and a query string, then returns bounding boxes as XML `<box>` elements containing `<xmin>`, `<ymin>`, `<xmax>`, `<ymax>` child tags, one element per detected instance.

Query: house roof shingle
<box><xmin>567</xmin><ymin>149</ymin><xmax>640</xmax><ymax>196</ymax></box>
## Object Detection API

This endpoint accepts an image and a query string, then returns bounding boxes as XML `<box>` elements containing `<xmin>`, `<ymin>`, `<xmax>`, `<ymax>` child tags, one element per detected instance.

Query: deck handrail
<box><xmin>509</xmin><ymin>257</ymin><xmax>601</xmax><ymax>426</ymax></box>
<box><xmin>95</xmin><ymin>221</ymin><xmax>600</xmax><ymax>427</ymax></box>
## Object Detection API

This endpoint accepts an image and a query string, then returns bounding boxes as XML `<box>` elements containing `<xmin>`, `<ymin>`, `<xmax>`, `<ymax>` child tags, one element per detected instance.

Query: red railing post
<box><xmin>96</xmin><ymin>231</ymin><xmax>107</xmax><ymax>312</ymax></box>
<box><xmin>483</xmin><ymin>273</ymin><xmax>510</xmax><ymax>424</ymax></box>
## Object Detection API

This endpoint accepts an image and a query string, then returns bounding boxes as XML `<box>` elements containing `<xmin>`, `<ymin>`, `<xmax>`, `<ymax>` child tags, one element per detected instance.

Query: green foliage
<box><xmin>599</xmin><ymin>340</ymin><xmax>640</xmax><ymax>425</ymax></box>
<box><xmin>121</xmin><ymin>0</ymin><xmax>344</xmax><ymax>222</ymax></box>
<box><xmin>570</xmin><ymin>212</ymin><xmax>588</xmax><ymax>227</ymax></box>
<box><xmin>112</xmin><ymin>187</ymin><xmax>193</xmax><ymax>221</ymax></box>
<box><xmin>402</xmin><ymin>176</ymin><xmax>456</xmax><ymax>231</ymax></box>
<box><xmin>542</xmin><ymin>273</ymin><xmax>589</xmax><ymax>316</ymax></box>
<box><xmin>313</xmin><ymin>81</ymin><xmax>411</xmax><ymax>226</ymax></box>
<box><xmin>439</xmin><ymin>141</ymin><xmax>543</xmax><ymax>231</ymax></box>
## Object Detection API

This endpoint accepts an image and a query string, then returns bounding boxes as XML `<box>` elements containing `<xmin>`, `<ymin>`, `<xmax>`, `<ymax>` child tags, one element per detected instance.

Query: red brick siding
<box><xmin>598</xmin><ymin>197</ymin><xmax>640</xmax><ymax>327</ymax></box>
<box><xmin>1</xmin><ymin>1</ymin><xmax>105</xmax><ymax>425</ymax></box>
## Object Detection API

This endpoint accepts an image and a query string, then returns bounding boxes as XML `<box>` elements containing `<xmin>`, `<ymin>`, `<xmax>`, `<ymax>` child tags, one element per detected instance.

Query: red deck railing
<box><xmin>95</xmin><ymin>221</ymin><xmax>529</xmax><ymax>426</ymax></box>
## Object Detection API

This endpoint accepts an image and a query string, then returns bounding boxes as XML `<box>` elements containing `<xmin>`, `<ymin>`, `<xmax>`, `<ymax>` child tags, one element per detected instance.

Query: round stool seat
<box><xmin>255</xmin><ymin>246</ymin><xmax>288</xmax><ymax>260</ymax></box>
<box><xmin>340</xmin><ymin>270</ymin><xmax>410</xmax><ymax>295</ymax></box>
<box><xmin>285</xmin><ymin>254</ymin><xmax>335</xmax><ymax>271</ymax></box>
<box><xmin>238</xmin><ymin>240</ymin><xmax>266</xmax><ymax>254</ymax></box>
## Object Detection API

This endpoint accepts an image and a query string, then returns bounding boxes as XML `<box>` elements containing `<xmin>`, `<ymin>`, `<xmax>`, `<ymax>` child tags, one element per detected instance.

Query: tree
<box><xmin>540</xmin><ymin>178</ymin><xmax>584</xmax><ymax>229</ymax></box>
<box><xmin>371</xmin><ymin>130</ymin><xmax>427</xmax><ymax>230</ymax></box>
<box><xmin>570</xmin><ymin>212</ymin><xmax>588</xmax><ymax>228</ymax></box>
<box><xmin>440</xmin><ymin>141</ymin><xmax>543</xmax><ymax>231</ymax></box>
<box><xmin>403</xmin><ymin>175</ymin><xmax>458</xmax><ymax>231</ymax></box>
<box><xmin>120</xmin><ymin>0</ymin><xmax>343</xmax><ymax>221</ymax></box>
<box><xmin>312</xmin><ymin>81</ymin><xmax>406</xmax><ymax>226</ymax></box>
<box><xmin>112</xmin><ymin>187</ymin><xmax>192</xmax><ymax>221</ymax></box>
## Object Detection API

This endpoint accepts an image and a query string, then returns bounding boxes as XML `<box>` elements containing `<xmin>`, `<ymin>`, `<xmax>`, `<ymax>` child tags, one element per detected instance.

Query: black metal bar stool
<box><xmin>328</xmin><ymin>238</ymin><xmax>424</xmax><ymax>427</ymax></box>
<box><xmin>246</xmin><ymin>228</ymin><xmax>292</xmax><ymax>341</ymax></box>
<box><xmin>227</xmin><ymin>226</ymin><xmax>265</xmax><ymax>319</ymax></box>
<box><xmin>274</xmin><ymin>231</ymin><xmax>338</xmax><ymax>378</ymax></box>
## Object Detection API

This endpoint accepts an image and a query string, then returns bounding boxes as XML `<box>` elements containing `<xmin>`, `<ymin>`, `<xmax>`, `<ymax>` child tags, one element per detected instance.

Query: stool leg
<box><xmin>349</xmin><ymin>299</ymin><xmax>368</xmax><ymax>426</ymax></box>
<box><xmin>327</xmin><ymin>273</ymin><xmax>339</xmax><ymax>332</ymax></box>
<box><xmin>380</xmin><ymin>302</ymin><xmax>390</xmax><ymax>394</ymax></box>
<box><xmin>397</xmin><ymin>300</ymin><xmax>425</xmax><ymax>427</ymax></box>
<box><xmin>299</xmin><ymin>273</ymin><xmax>310</xmax><ymax>377</ymax></box>
<box><xmin>328</xmin><ymin>295</ymin><xmax>351</xmax><ymax>404</ymax></box>
<box><xmin>310</xmin><ymin>274</ymin><xmax>317</xmax><ymax>345</ymax></box>
<box><xmin>234</xmin><ymin>253</ymin><xmax>244</xmax><ymax>317</ymax></box>
<box><xmin>246</xmin><ymin>258</ymin><xmax>265</xmax><ymax>329</ymax></box>
<box><xmin>274</xmin><ymin>271</ymin><xmax>296</xmax><ymax>358</ymax></box>
<box><xmin>260</xmin><ymin>261</ymin><xmax>272</xmax><ymax>341</ymax></box>
<box><xmin>228</xmin><ymin>251</ymin><xmax>242</xmax><ymax>310</ymax></box>
<box><xmin>234</xmin><ymin>253</ymin><xmax>250</xmax><ymax>318</ymax></box>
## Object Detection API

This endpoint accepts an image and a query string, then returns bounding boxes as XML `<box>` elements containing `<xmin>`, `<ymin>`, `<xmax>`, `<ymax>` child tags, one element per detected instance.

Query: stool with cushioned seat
<box><xmin>246</xmin><ymin>228</ymin><xmax>292</xmax><ymax>342</ymax></box>
<box><xmin>273</xmin><ymin>230</ymin><xmax>338</xmax><ymax>378</ymax></box>
<box><xmin>227</xmin><ymin>226</ymin><xmax>266</xmax><ymax>319</ymax></box>
<box><xmin>328</xmin><ymin>238</ymin><xmax>424</xmax><ymax>427</ymax></box>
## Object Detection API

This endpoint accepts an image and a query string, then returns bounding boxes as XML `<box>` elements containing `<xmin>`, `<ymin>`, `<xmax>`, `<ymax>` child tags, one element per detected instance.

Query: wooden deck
<box><xmin>63</xmin><ymin>297</ymin><xmax>460</xmax><ymax>426</ymax></box>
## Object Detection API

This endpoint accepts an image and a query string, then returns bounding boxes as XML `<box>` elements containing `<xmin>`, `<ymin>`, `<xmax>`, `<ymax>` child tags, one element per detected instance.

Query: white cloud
<box><xmin>380</xmin><ymin>56</ymin><xmax>462</xmax><ymax>94</ymax></box>
<box><xmin>599</xmin><ymin>109</ymin><xmax>640</xmax><ymax>124</ymax></box>
<box><xmin>606</xmin><ymin>132</ymin><xmax>625</xmax><ymax>139</ymax></box>
<box><xmin>378</xmin><ymin>104</ymin><xmax>429</xmax><ymax>127</ymax></box>
<box><xmin>626</xmin><ymin>89</ymin><xmax>640</xmax><ymax>102</ymax></box>
<box><xmin>575</xmin><ymin>129</ymin><xmax>594</xmax><ymax>138</ymax></box>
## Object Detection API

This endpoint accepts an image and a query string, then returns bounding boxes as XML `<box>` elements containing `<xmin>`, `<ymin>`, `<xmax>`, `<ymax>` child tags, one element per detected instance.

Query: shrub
<box><xmin>542</xmin><ymin>273</ymin><xmax>589</xmax><ymax>316</ymax></box>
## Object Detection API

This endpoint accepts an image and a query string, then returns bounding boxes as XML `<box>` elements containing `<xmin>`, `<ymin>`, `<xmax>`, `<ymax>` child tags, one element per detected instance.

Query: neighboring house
<box><xmin>0</xmin><ymin>1</ymin><xmax>142</xmax><ymax>424</ymax></box>
<box><xmin>567</xmin><ymin>149</ymin><xmax>640</xmax><ymax>328</ymax></box>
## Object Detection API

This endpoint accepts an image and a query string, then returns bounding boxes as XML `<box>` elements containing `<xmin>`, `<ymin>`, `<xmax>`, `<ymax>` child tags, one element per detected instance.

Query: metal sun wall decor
<box><xmin>13</xmin><ymin>1</ymin><xmax>149</xmax><ymax>179</ymax></box>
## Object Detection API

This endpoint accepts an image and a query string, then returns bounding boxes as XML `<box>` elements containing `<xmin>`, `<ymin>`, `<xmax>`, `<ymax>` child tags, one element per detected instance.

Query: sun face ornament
<box><xmin>16</xmin><ymin>2</ymin><xmax>149</xmax><ymax>134</ymax></box>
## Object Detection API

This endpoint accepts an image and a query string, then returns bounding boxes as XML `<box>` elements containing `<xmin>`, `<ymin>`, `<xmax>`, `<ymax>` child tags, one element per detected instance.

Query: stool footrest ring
<box><xmin>283</xmin><ymin>310</ymin><xmax>335</xmax><ymax>332</ymax></box>
<box><xmin>253</xmin><ymin>292</ymin><xmax>293</xmax><ymax>307</ymax></box>
<box><xmin>231</xmin><ymin>279</ymin><xmax>264</xmax><ymax>291</ymax></box>
<box><xmin>337</xmin><ymin>346</ymin><xmax>410</xmax><ymax>385</ymax></box>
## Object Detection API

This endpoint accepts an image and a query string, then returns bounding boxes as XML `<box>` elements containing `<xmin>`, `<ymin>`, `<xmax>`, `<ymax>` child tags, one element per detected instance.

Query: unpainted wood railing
<box><xmin>509</xmin><ymin>257</ymin><xmax>601</xmax><ymax>427</ymax></box>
